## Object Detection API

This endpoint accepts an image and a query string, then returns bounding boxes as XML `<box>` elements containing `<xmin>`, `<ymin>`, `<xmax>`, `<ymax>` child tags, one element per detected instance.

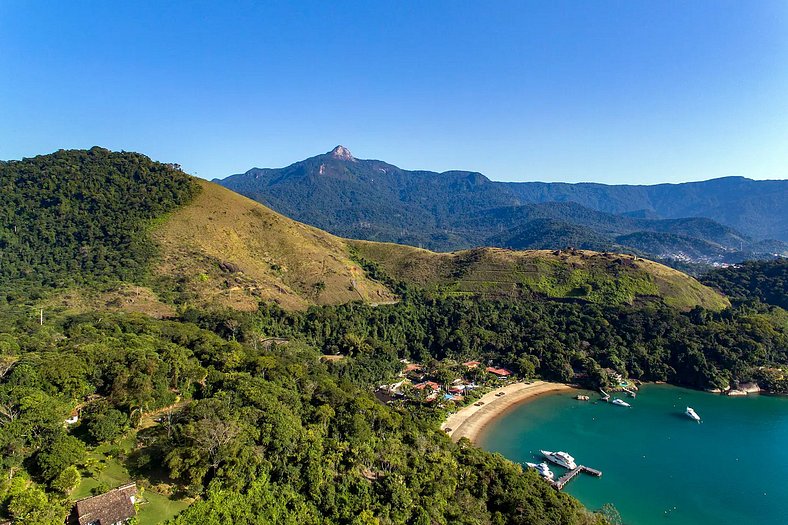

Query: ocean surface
<box><xmin>480</xmin><ymin>384</ymin><xmax>788</xmax><ymax>525</ymax></box>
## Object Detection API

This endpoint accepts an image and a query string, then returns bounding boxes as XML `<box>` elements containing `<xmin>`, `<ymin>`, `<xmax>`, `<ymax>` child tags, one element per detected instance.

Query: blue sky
<box><xmin>1</xmin><ymin>1</ymin><xmax>786</xmax><ymax>183</ymax></box>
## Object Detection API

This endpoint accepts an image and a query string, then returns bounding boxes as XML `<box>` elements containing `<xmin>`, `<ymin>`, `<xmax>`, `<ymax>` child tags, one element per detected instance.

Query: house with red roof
<box><xmin>486</xmin><ymin>367</ymin><xmax>512</xmax><ymax>377</ymax></box>
<box><xmin>413</xmin><ymin>381</ymin><xmax>441</xmax><ymax>391</ymax></box>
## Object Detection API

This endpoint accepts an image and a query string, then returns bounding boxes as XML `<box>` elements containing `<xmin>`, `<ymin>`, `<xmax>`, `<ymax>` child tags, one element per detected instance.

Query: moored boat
<box><xmin>540</xmin><ymin>450</ymin><xmax>578</xmax><ymax>469</ymax></box>
<box><xmin>611</xmin><ymin>398</ymin><xmax>631</xmax><ymax>407</ymax></box>
<box><xmin>526</xmin><ymin>461</ymin><xmax>555</xmax><ymax>481</ymax></box>
<box><xmin>686</xmin><ymin>406</ymin><xmax>701</xmax><ymax>422</ymax></box>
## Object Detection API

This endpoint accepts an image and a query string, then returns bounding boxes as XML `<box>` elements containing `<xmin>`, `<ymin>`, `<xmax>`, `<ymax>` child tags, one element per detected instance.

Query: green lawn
<box><xmin>137</xmin><ymin>491</ymin><xmax>193</xmax><ymax>525</ymax></box>
<box><xmin>72</xmin><ymin>455</ymin><xmax>130</xmax><ymax>500</ymax></box>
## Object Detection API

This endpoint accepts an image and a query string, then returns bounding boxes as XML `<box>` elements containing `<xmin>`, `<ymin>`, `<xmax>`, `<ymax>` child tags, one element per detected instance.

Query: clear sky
<box><xmin>1</xmin><ymin>1</ymin><xmax>787</xmax><ymax>183</ymax></box>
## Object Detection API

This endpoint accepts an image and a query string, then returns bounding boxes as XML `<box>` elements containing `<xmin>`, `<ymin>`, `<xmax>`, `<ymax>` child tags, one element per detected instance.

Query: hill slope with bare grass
<box><xmin>351</xmin><ymin>241</ymin><xmax>729</xmax><ymax>310</ymax></box>
<box><xmin>152</xmin><ymin>180</ymin><xmax>397</xmax><ymax>311</ymax></box>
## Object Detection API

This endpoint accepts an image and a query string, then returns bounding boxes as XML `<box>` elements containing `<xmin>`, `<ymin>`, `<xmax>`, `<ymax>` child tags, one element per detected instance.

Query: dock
<box><xmin>552</xmin><ymin>465</ymin><xmax>602</xmax><ymax>490</ymax></box>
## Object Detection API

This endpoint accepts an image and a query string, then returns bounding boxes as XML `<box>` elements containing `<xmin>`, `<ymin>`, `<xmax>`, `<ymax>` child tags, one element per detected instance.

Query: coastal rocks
<box><xmin>709</xmin><ymin>382</ymin><xmax>761</xmax><ymax>396</ymax></box>
<box><xmin>727</xmin><ymin>382</ymin><xmax>761</xmax><ymax>396</ymax></box>
<box><xmin>738</xmin><ymin>382</ymin><xmax>762</xmax><ymax>393</ymax></box>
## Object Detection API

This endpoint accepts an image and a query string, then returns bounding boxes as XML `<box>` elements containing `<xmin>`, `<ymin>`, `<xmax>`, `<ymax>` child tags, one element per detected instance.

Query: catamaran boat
<box><xmin>526</xmin><ymin>461</ymin><xmax>555</xmax><ymax>481</ymax></box>
<box><xmin>685</xmin><ymin>406</ymin><xmax>701</xmax><ymax>422</ymax></box>
<box><xmin>540</xmin><ymin>450</ymin><xmax>577</xmax><ymax>469</ymax></box>
<box><xmin>611</xmin><ymin>398</ymin><xmax>631</xmax><ymax>407</ymax></box>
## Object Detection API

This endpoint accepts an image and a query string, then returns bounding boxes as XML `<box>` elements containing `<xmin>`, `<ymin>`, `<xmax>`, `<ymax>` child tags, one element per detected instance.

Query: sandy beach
<box><xmin>441</xmin><ymin>381</ymin><xmax>574</xmax><ymax>444</ymax></box>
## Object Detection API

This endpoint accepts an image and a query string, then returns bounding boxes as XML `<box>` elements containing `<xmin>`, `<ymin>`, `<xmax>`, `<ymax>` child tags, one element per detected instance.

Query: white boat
<box><xmin>611</xmin><ymin>398</ymin><xmax>630</xmax><ymax>407</ymax></box>
<box><xmin>540</xmin><ymin>450</ymin><xmax>577</xmax><ymax>469</ymax></box>
<box><xmin>526</xmin><ymin>461</ymin><xmax>555</xmax><ymax>481</ymax></box>
<box><xmin>685</xmin><ymin>406</ymin><xmax>701</xmax><ymax>422</ymax></box>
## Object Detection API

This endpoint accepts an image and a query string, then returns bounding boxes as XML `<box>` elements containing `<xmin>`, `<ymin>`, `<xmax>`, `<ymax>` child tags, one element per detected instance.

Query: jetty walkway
<box><xmin>552</xmin><ymin>465</ymin><xmax>602</xmax><ymax>490</ymax></box>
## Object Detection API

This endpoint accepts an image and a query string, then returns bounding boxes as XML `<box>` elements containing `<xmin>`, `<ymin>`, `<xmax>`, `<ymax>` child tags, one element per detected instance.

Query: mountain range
<box><xmin>0</xmin><ymin>147</ymin><xmax>726</xmax><ymax>312</ymax></box>
<box><xmin>217</xmin><ymin>146</ymin><xmax>788</xmax><ymax>268</ymax></box>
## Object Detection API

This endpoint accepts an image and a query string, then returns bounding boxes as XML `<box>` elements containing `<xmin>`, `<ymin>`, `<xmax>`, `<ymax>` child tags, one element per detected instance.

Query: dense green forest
<box><xmin>0</xmin><ymin>307</ymin><xmax>604</xmax><ymax>524</ymax></box>
<box><xmin>192</xmin><ymin>288</ymin><xmax>788</xmax><ymax>394</ymax></box>
<box><xmin>0</xmin><ymin>148</ymin><xmax>199</xmax><ymax>290</ymax></box>
<box><xmin>701</xmin><ymin>259</ymin><xmax>788</xmax><ymax>309</ymax></box>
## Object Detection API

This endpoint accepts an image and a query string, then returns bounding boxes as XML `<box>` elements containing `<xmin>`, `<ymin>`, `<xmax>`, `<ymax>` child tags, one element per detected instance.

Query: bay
<box><xmin>479</xmin><ymin>384</ymin><xmax>788</xmax><ymax>525</ymax></box>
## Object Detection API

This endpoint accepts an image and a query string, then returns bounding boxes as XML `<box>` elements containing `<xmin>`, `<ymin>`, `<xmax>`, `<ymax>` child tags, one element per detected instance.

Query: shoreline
<box><xmin>441</xmin><ymin>381</ymin><xmax>575</xmax><ymax>444</ymax></box>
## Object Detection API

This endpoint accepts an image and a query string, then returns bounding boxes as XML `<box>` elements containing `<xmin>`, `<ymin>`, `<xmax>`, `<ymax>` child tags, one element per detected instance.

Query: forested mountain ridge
<box><xmin>217</xmin><ymin>147</ymin><xmax>788</xmax><ymax>263</ymax></box>
<box><xmin>0</xmin><ymin>147</ymin><xmax>200</xmax><ymax>288</ymax></box>
<box><xmin>503</xmin><ymin>176</ymin><xmax>788</xmax><ymax>242</ymax></box>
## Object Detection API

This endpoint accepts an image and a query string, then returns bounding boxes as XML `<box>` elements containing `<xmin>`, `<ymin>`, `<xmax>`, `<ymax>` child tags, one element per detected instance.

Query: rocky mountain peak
<box><xmin>329</xmin><ymin>145</ymin><xmax>355</xmax><ymax>161</ymax></box>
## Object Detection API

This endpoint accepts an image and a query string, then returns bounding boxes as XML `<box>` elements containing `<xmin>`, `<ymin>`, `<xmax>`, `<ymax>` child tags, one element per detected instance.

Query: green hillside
<box><xmin>351</xmin><ymin>242</ymin><xmax>729</xmax><ymax>311</ymax></box>
<box><xmin>701</xmin><ymin>259</ymin><xmax>788</xmax><ymax>309</ymax></box>
<box><xmin>0</xmin><ymin>147</ymin><xmax>199</xmax><ymax>290</ymax></box>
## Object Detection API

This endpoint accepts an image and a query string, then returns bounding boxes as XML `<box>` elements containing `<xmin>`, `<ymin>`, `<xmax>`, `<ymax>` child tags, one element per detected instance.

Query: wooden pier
<box><xmin>552</xmin><ymin>465</ymin><xmax>602</xmax><ymax>490</ymax></box>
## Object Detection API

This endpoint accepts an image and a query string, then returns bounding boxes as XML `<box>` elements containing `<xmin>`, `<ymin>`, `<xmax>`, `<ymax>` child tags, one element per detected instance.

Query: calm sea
<box><xmin>480</xmin><ymin>384</ymin><xmax>788</xmax><ymax>525</ymax></box>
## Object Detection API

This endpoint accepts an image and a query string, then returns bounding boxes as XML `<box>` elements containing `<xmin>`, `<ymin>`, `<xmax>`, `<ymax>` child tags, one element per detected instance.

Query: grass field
<box><xmin>137</xmin><ymin>491</ymin><xmax>193</xmax><ymax>525</ymax></box>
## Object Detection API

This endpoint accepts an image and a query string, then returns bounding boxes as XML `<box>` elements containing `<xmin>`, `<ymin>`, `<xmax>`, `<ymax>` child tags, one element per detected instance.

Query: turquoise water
<box><xmin>480</xmin><ymin>385</ymin><xmax>788</xmax><ymax>525</ymax></box>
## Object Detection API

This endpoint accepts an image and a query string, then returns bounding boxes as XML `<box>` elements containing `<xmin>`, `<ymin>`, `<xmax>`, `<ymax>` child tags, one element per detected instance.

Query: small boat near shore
<box><xmin>541</xmin><ymin>450</ymin><xmax>578</xmax><ymax>469</ymax></box>
<box><xmin>526</xmin><ymin>461</ymin><xmax>555</xmax><ymax>481</ymax></box>
<box><xmin>686</xmin><ymin>406</ymin><xmax>701</xmax><ymax>422</ymax></box>
<box><xmin>611</xmin><ymin>398</ymin><xmax>631</xmax><ymax>407</ymax></box>
<box><xmin>575</xmin><ymin>394</ymin><xmax>590</xmax><ymax>401</ymax></box>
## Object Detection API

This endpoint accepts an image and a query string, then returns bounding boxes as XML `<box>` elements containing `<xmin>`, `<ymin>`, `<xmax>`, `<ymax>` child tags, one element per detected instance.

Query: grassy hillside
<box><xmin>151</xmin><ymin>180</ymin><xmax>396</xmax><ymax>311</ymax></box>
<box><xmin>351</xmin><ymin>241</ymin><xmax>729</xmax><ymax>310</ymax></box>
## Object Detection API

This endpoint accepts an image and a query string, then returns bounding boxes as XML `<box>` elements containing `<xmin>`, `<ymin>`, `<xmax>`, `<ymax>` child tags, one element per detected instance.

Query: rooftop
<box><xmin>71</xmin><ymin>483</ymin><xmax>137</xmax><ymax>525</ymax></box>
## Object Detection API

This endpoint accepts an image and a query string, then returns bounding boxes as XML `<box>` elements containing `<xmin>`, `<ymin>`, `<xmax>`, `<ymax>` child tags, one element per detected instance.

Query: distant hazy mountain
<box><xmin>502</xmin><ymin>177</ymin><xmax>788</xmax><ymax>242</ymax></box>
<box><xmin>217</xmin><ymin>146</ymin><xmax>787</xmax><ymax>265</ymax></box>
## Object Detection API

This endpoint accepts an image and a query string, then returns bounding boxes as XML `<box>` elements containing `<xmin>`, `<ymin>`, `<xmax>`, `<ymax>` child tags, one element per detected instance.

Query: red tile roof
<box><xmin>486</xmin><ymin>367</ymin><xmax>512</xmax><ymax>376</ymax></box>
<box><xmin>413</xmin><ymin>381</ymin><xmax>441</xmax><ymax>390</ymax></box>
<box><xmin>462</xmin><ymin>360</ymin><xmax>481</xmax><ymax>368</ymax></box>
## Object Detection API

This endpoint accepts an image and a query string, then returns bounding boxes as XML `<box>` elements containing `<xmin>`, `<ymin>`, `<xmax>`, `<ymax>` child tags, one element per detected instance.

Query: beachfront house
<box><xmin>69</xmin><ymin>483</ymin><xmax>137</xmax><ymax>525</ymax></box>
